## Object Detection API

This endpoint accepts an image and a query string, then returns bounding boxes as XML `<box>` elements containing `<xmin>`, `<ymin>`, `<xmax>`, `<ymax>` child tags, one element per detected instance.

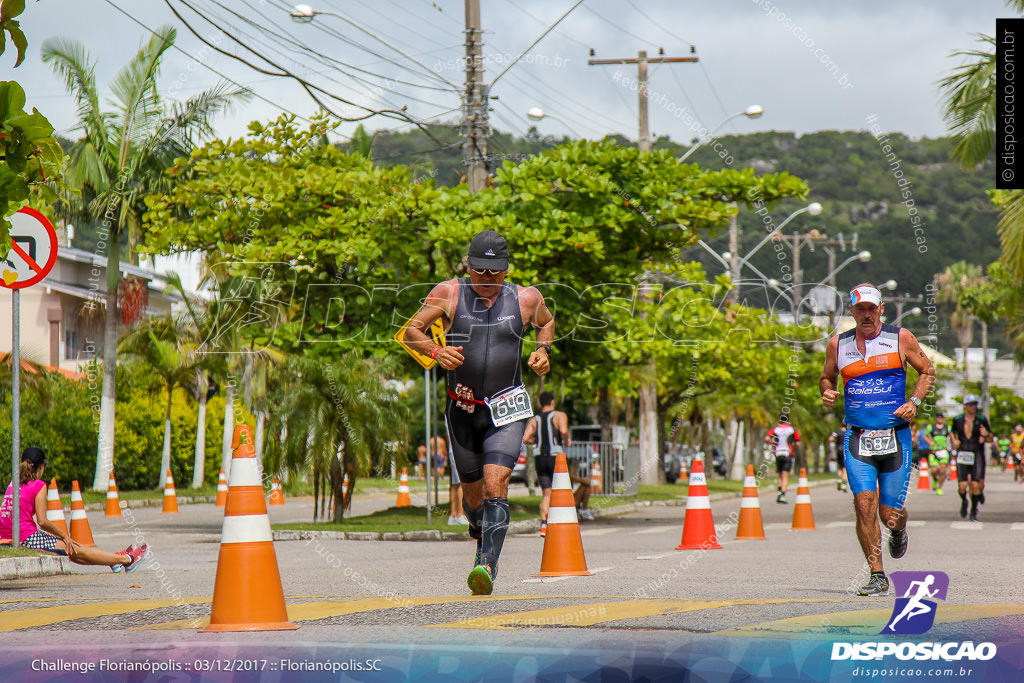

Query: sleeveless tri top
<box><xmin>445</xmin><ymin>278</ymin><xmax>525</xmax><ymax>400</ymax></box>
<box><xmin>837</xmin><ymin>323</ymin><xmax>907</xmax><ymax>430</ymax></box>
<box><xmin>539</xmin><ymin>411</ymin><xmax>564</xmax><ymax>457</ymax></box>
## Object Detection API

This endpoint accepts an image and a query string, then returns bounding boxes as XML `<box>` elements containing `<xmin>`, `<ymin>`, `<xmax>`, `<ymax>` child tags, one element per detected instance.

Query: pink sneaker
<box><xmin>111</xmin><ymin>544</ymin><xmax>135</xmax><ymax>573</ymax></box>
<box><xmin>124</xmin><ymin>543</ymin><xmax>150</xmax><ymax>573</ymax></box>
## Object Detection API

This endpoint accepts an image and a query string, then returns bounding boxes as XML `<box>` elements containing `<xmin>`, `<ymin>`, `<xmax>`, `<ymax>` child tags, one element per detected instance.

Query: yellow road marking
<box><xmin>426</xmin><ymin>598</ymin><xmax>840</xmax><ymax>630</ymax></box>
<box><xmin>132</xmin><ymin>595</ymin><xmax>547</xmax><ymax>630</ymax></box>
<box><xmin>0</xmin><ymin>598</ymin><xmax>209</xmax><ymax>632</ymax></box>
<box><xmin>714</xmin><ymin>603</ymin><xmax>1024</xmax><ymax>638</ymax></box>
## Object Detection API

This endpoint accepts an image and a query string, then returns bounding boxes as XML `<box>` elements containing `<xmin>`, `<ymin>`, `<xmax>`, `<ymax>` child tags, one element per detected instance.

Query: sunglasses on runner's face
<box><xmin>470</xmin><ymin>268</ymin><xmax>506</xmax><ymax>276</ymax></box>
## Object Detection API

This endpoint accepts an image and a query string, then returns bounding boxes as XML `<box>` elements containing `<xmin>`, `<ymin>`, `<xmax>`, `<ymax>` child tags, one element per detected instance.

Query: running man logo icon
<box><xmin>880</xmin><ymin>571</ymin><xmax>949</xmax><ymax>635</ymax></box>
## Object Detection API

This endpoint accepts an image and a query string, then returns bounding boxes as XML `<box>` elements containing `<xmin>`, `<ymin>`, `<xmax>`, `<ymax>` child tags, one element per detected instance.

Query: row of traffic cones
<box><xmin>675</xmin><ymin>462</ymin><xmax>816</xmax><ymax>550</ymax></box>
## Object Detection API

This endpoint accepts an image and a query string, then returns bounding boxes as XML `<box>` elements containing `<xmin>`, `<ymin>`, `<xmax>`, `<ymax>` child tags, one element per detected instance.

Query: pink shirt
<box><xmin>0</xmin><ymin>479</ymin><xmax>46</xmax><ymax>542</ymax></box>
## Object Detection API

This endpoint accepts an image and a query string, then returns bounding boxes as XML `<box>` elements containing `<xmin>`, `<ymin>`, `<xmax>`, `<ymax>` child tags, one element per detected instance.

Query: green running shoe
<box><xmin>468</xmin><ymin>564</ymin><xmax>495</xmax><ymax>595</ymax></box>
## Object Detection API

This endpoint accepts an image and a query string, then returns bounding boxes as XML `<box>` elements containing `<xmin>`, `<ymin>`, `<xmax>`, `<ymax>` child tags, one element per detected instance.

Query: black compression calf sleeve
<box><xmin>467</xmin><ymin>505</ymin><xmax>484</xmax><ymax>538</ymax></box>
<box><xmin>480</xmin><ymin>497</ymin><xmax>510</xmax><ymax>574</ymax></box>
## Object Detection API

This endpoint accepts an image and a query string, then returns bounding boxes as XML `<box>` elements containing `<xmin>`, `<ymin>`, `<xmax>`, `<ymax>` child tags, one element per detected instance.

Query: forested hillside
<box><xmin>345</xmin><ymin>125</ymin><xmax>998</xmax><ymax>354</ymax></box>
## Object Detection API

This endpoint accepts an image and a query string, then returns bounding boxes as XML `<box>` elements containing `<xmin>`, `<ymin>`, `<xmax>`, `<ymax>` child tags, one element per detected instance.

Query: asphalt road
<box><xmin>2</xmin><ymin>470</ymin><xmax>1023</xmax><ymax>680</ymax></box>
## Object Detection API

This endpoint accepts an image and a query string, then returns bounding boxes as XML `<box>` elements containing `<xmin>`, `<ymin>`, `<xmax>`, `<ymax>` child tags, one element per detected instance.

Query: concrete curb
<box><xmin>0</xmin><ymin>554</ymin><xmax>73</xmax><ymax>580</ymax></box>
<box><xmin>271</xmin><ymin>479</ymin><xmax>842</xmax><ymax>543</ymax></box>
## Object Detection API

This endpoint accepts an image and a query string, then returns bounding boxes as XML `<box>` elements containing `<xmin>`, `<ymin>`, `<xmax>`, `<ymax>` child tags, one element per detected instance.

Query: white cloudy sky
<box><xmin>10</xmin><ymin>0</ymin><xmax>1011</xmax><ymax>145</ymax></box>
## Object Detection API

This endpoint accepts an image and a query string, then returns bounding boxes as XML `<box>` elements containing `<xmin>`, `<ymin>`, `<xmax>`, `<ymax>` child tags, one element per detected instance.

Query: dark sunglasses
<box><xmin>470</xmin><ymin>267</ymin><xmax>506</xmax><ymax>276</ymax></box>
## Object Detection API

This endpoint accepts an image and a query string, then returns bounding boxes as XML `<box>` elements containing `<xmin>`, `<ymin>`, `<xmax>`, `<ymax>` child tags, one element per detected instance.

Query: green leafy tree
<box><xmin>41</xmin><ymin>27</ymin><xmax>249</xmax><ymax>491</ymax></box>
<box><xmin>0</xmin><ymin>0</ymin><xmax>64</xmax><ymax>245</ymax></box>
<box><xmin>263</xmin><ymin>354</ymin><xmax>409</xmax><ymax>522</ymax></box>
<box><xmin>934</xmin><ymin>262</ymin><xmax>985</xmax><ymax>380</ymax></box>
<box><xmin>939</xmin><ymin>0</ymin><xmax>1024</xmax><ymax>278</ymax></box>
<box><xmin>118</xmin><ymin>314</ymin><xmax>198</xmax><ymax>488</ymax></box>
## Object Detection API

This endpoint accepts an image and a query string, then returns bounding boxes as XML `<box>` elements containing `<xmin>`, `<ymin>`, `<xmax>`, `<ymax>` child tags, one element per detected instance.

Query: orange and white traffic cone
<box><xmin>269</xmin><ymin>477</ymin><xmax>285</xmax><ymax>506</ymax></box>
<box><xmin>162</xmin><ymin>470</ymin><xmax>179</xmax><ymax>514</ymax></box>
<box><xmin>45</xmin><ymin>479</ymin><xmax>69</xmax><ymax>538</ymax></box>
<box><xmin>201</xmin><ymin>424</ymin><xmax>297</xmax><ymax>633</ymax></box>
<box><xmin>916</xmin><ymin>458</ymin><xmax>931</xmax><ymax>491</ymax></box>
<box><xmin>676</xmin><ymin>459</ymin><xmax>722</xmax><ymax>550</ymax></box>
<box><xmin>679</xmin><ymin>459</ymin><xmax>688</xmax><ymax>484</ymax></box>
<box><xmin>395</xmin><ymin>468</ymin><xmax>412</xmax><ymax>507</ymax></box>
<box><xmin>735</xmin><ymin>464</ymin><xmax>767</xmax><ymax>541</ymax></box>
<box><xmin>69</xmin><ymin>481</ymin><xmax>96</xmax><ymax>547</ymax></box>
<box><xmin>536</xmin><ymin>452</ymin><xmax>591</xmax><ymax>577</ymax></box>
<box><xmin>105</xmin><ymin>473</ymin><xmax>122</xmax><ymax>517</ymax></box>
<box><xmin>215</xmin><ymin>469</ymin><xmax>228</xmax><ymax>508</ymax></box>
<box><xmin>590</xmin><ymin>461</ymin><xmax>603</xmax><ymax>494</ymax></box>
<box><xmin>791</xmin><ymin>468</ymin><xmax>816</xmax><ymax>530</ymax></box>
<box><xmin>949</xmin><ymin>461</ymin><xmax>958</xmax><ymax>481</ymax></box>
<box><xmin>342</xmin><ymin>472</ymin><xmax>351</xmax><ymax>511</ymax></box>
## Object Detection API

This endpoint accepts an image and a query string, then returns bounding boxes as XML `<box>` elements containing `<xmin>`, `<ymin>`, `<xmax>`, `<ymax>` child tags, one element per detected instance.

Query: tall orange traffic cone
<box><xmin>342</xmin><ymin>472</ymin><xmax>351</xmax><ymax>511</ymax></box>
<box><xmin>105</xmin><ymin>473</ymin><xmax>122</xmax><ymax>517</ymax></box>
<box><xmin>791</xmin><ymin>468</ymin><xmax>816</xmax><ymax>530</ymax></box>
<box><xmin>536</xmin><ymin>453</ymin><xmax>591</xmax><ymax>576</ymax></box>
<box><xmin>735</xmin><ymin>464</ymin><xmax>767</xmax><ymax>541</ymax></box>
<box><xmin>679</xmin><ymin>458</ymin><xmax>688</xmax><ymax>483</ymax></box>
<box><xmin>949</xmin><ymin>461</ymin><xmax>957</xmax><ymax>481</ymax></box>
<box><xmin>269</xmin><ymin>478</ymin><xmax>285</xmax><ymax>506</ymax></box>
<box><xmin>395</xmin><ymin>468</ymin><xmax>412</xmax><ymax>507</ymax></box>
<box><xmin>162</xmin><ymin>470</ymin><xmax>179</xmax><ymax>514</ymax></box>
<box><xmin>676</xmin><ymin>459</ymin><xmax>722</xmax><ymax>550</ymax></box>
<box><xmin>68</xmin><ymin>481</ymin><xmax>96</xmax><ymax>547</ymax></box>
<box><xmin>590</xmin><ymin>461</ymin><xmax>603</xmax><ymax>494</ymax></box>
<box><xmin>215</xmin><ymin>469</ymin><xmax>228</xmax><ymax>508</ymax></box>
<box><xmin>916</xmin><ymin>458</ymin><xmax>931</xmax><ymax>491</ymax></box>
<box><xmin>201</xmin><ymin>424</ymin><xmax>297</xmax><ymax>632</ymax></box>
<box><xmin>45</xmin><ymin>479</ymin><xmax>69</xmax><ymax>538</ymax></box>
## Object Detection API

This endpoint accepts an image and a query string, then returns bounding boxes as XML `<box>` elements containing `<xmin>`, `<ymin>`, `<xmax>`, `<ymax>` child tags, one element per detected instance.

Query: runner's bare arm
<box><xmin>523</xmin><ymin>416</ymin><xmax>538</xmax><ymax>445</ymax></box>
<box><xmin>893</xmin><ymin>329</ymin><xmax>935</xmax><ymax>422</ymax></box>
<box><xmin>521</xmin><ymin>286</ymin><xmax>554</xmax><ymax>376</ymax></box>
<box><xmin>403</xmin><ymin>281</ymin><xmax>464</xmax><ymax>370</ymax></box>
<box><xmin>819</xmin><ymin>336</ymin><xmax>841</xmax><ymax>410</ymax></box>
<box><xmin>556</xmin><ymin>411</ymin><xmax>571</xmax><ymax>446</ymax></box>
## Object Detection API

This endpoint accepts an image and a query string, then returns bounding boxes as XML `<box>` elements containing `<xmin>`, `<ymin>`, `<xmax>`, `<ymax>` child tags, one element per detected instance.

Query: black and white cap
<box><xmin>467</xmin><ymin>230</ymin><xmax>509</xmax><ymax>271</ymax></box>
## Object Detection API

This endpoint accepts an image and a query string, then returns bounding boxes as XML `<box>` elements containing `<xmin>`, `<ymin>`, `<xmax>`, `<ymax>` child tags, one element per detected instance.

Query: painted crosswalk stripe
<box><xmin>1012</xmin><ymin>523</ymin><xmax>1024</xmax><ymax>531</ymax></box>
<box><xmin>0</xmin><ymin>599</ymin><xmax>209</xmax><ymax>632</ymax></box>
<box><xmin>950</xmin><ymin>521</ymin><xmax>982</xmax><ymax>530</ymax></box>
<box><xmin>580</xmin><ymin>528</ymin><xmax>618</xmax><ymax>537</ymax></box>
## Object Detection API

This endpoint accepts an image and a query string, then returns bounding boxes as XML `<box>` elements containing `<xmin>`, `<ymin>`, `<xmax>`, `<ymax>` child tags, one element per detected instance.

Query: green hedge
<box><xmin>1</xmin><ymin>363</ymin><xmax>253</xmax><ymax>491</ymax></box>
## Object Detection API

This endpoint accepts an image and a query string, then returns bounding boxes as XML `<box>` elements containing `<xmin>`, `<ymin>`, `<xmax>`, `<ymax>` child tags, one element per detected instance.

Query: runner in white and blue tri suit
<box><xmin>403</xmin><ymin>231</ymin><xmax>555</xmax><ymax>596</ymax></box>
<box><xmin>820</xmin><ymin>284</ymin><xmax>935</xmax><ymax>596</ymax></box>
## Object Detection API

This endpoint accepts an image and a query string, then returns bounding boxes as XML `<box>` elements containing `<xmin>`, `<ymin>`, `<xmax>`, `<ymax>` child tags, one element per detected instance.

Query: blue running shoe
<box><xmin>124</xmin><ymin>543</ymin><xmax>150</xmax><ymax>573</ymax></box>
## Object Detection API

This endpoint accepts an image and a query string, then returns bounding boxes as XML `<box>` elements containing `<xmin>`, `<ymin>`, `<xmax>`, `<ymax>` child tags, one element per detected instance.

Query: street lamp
<box><xmin>821</xmin><ymin>250</ymin><xmax>871</xmax><ymax>285</ymax></box>
<box><xmin>289</xmin><ymin>4</ymin><xmax>455</xmax><ymax>87</ymax></box>
<box><xmin>526</xmin><ymin>107</ymin><xmax>581</xmax><ymax>137</ymax></box>
<box><xmin>680</xmin><ymin>105</ymin><xmax>763</xmax><ymax>161</ymax></box>
<box><xmin>893</xmin><ymin>306</ymin><xmax>922</xmax><ymax>326</ymax></box>
<box><xmin>734</xmin><ymin>201</ymin><xmax>823</xmax><ymax>268</ymax></box>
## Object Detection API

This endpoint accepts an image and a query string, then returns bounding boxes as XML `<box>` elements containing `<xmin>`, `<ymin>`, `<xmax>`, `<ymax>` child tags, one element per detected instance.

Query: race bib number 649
<box><xmin>487</xmin><ymin>386</ymin><xmax>533</xmax><ymax>427</ymax></box>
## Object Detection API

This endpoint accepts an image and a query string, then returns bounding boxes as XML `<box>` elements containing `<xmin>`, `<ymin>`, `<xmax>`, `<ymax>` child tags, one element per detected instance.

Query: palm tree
<box><xmin>118</xmin><ymin>315</ymin><xmax>198</xmax><ymax>488</ymax></box>
<box><xmin>934</xmin><ymin>262</ymin><xmax>985</xmax><ymax>382</ymax></box>
<box><xmin>264</xmin><ymin>354</ymin><xmax>409</xmax><ymax>522</ymax></box>
<box><xmin>41</xmin><ymin>27</ymin><xmax>249</xmax><ymax>490</ymax></box>
<box><xmin>939</xmin><ymin>0</ymin><xmax>1024</xmax><ymax>277</ymax></box>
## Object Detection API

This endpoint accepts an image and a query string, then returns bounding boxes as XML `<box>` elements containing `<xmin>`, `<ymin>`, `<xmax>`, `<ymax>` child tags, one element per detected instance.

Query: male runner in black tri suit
<box><xmin>951</xmin><ymin>394</ymin><xmax>991</xmax><ymax>522</ymax></box>
<box><xmin>403</xmin><ymin>230</ymin><xmax>554</xmax><ymax>595</ymax></box>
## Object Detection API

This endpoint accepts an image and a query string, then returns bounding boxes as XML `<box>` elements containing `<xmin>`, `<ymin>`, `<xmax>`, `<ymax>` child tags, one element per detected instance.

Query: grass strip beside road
<box><xmin>272</xmin><ymin>471</ymin><xmax>839</xmax><ymax>534</ymax></box>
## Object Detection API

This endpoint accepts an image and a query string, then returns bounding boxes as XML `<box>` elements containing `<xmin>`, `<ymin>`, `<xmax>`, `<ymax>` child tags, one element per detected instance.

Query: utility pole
<box><xmin>463</xmin><ymin>0</ymin><xmax>489</xmax><ymax>193</ymax></box>
<box><xmin>588</xmin><ymin>49</ymin><xmax>698</xmax><ymax>484</ymax></box>
<box><xmin>588</xmin><ymin>49</ymin><xmax>698</xmax><ymax>152</ymax></box>
<box><xmin>774</xmin><ymin>231</ymin><xmax>849</xmax><ymax>324</ymax></box>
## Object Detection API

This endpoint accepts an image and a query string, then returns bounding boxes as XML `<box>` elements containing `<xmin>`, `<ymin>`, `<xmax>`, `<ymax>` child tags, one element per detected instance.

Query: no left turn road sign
<box><xmin>1</xmin><ymin>207</ymin><xmax>58</xmax><ymax>290</ymax></box>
